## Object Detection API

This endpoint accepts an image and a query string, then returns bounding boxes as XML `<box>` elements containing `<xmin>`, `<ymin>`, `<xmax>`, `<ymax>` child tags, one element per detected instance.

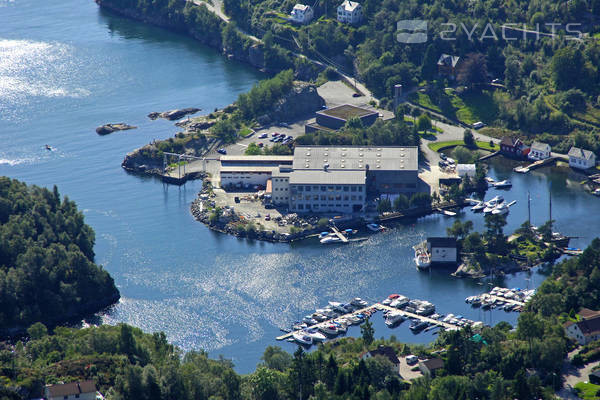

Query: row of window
<box><xmin>293</xmin><ymin>185</ymin><xmax>363</xmax><ymax>192</ymax></box>
<box><xmin>291</xmin><ymin>195</ymin><xmax>363</xmax><ymax>201</ymax></box>
<box><xmin>293</xmin><ymin>203</ymin><xmax>358</xmax><ymax>210</ymax></box>
<box><xmin>273</xmin><ymin>187</ymin><xmax>288</xmax><ymax>191</ymax></box>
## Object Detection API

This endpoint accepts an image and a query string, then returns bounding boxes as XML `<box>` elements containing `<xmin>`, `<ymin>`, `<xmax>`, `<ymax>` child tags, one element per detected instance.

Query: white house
<box><xmin>271</xmin><ymin>168</ymin><xmax>291</xmax><ymax>205</ymax></box>
<box><xmin>45</xmin><ymin>381</ymin><xmax>97</xmax><ymax>400</ymax></box>
<box><xmin>337</xmin><ymin>0</ymin><xmax>362</xmax><ymax>24</ymax></box>
<box><xmin>290</xmin><ymin>4</ymin><xmax>314</xmax><ymax>24</ymax></box>
<box><xmin>564</xmin><ymin>309</ymin><xmax>600</xmax><ymax>345</ymax></box>
<box><xmin>427</xmin><ymin>237</ymin><xmax>458</xmax><ymax>265</ymax></box>
<box><xmin>569</xmin><ymin>146</ymin><xmax>596</xmax><ymax>170</ymax></box>
<box><xmin>528</xmin><ymin>142</ymin><xmax>551</xmax><ymax>161</ymax></box>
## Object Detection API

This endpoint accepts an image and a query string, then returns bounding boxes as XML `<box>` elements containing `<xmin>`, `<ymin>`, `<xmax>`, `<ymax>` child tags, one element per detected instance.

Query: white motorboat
<box><xmin>293</xmin><ymin>332</ymin><xmax>313</xmax><ymax>346</ymax></box>
<box><xmin>366</xmin><ymin>223</ymin><xmax>384</xmax><ymax>232</ymax></box>
<box><xmin>414</xmin><ymin>247</ymin><xmax>431</xmax><ymax>270</ymax></box>
<box><xmin>332</xmin><ymin>320</ymin><xmax>348</xmax><ymax>333</ymax></box>
<box><xmin>491</xmin><ymin>203</ymin><xmax>509</xmax><ymax>215</ymax></box>
<box><xmin>593</xmin><ymin>188</ymin><xmax>600</xmax><ymax>197</ymax></box>
<box><xmin>485</xmin><ymin>195</ymin><xmax>504</xmax><ymax>207</ymax></box>
<box><xmin>471</xmin><ymin>201</ymin><xmax>485</xmax><ymax>212</ymax></box>
<box><xmin>320</xmin><ymin>236</ymin><xmax>342</xmax><ymax>244</ymax></box>
<box><xmin>385</xmin><ymin>311</ymin><xmax>405</xmax><ymax>326</ymax></box>
<box><xmin>302</xmin><ymin>315</ymin><xmax>317</xmax><ymax>325</ymax></box>
<box><xmin>351</xmin><ymin>297</ymin><xmax>368</xmax><ymax>308</ymax></box>
<box><xmin>304</xmin><ymin>328</ymin><xmax>326</xmax><ymax>342</ymax></box>
<box><xmin>493</xmin><ymin>180</ymin><xmax>512</xmax><ymax>188</ymax></box>
<box><xmin>345</xmin><ymin>315</ymin><xmax>362</xmax><ymax>325</ymax></box>
<box><xmin>328</xmin><ymin>301</ymin><xmax>348</xmax><ymax>314</ymax></box>
<box><xmin>318</xmin><ymin>324</ymin><xmax>339</xmax><ymax>336</ymax></box>
<box><xmin>390</xmin><ymin>296</ymin><xmax>409</xmax><ymax>308</ymax></box>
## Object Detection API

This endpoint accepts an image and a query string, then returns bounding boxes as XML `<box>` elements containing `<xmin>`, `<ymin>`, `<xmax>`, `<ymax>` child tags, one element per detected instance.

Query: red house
<box><xmin>500</xmin><ymin>137</ymin><xmax>528</xmax><ymax>158</ymax></box>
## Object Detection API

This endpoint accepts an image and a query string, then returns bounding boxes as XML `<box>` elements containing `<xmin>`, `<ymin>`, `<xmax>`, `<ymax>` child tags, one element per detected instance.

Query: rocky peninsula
<box><xmin>96</xmin><ymin>123</ymin><xmax>137</xmax><ymax>135</ymax></box>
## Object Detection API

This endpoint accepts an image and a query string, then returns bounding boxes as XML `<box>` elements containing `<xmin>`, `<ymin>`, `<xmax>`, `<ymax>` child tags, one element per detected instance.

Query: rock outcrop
<box><xmin>257</xmin><ymin>82</ymin><xmax>325</xmax><ymax>125</ymax></box>
<box><xmin>96</xmin><ymin>123</ymin><xmax>137</xmax><ymax>135</ymax></box>
<box><xmin>148</xmin><ymin>107</ymin><xmax>201</xmax><ymax>121</ymax></box>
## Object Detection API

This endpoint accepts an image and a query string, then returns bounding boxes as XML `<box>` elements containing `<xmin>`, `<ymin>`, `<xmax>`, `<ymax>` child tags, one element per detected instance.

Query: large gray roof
<box><xmin>293</xmin><ymin>146</ymin><xmax>418</xmax><ymax>172</ymax></box>
<box><xmin>289</xmin><ymin>169</ymin><xmax>366</xmax><ymax>185</ymax></box>
<box><xmin>569</xmin><ymin>146</ymin><xmax>595</xmax><ymax>160</ymax></box>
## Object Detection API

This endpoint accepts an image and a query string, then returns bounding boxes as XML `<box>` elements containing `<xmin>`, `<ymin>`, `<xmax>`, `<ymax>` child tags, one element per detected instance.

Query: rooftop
<box><xmin>292</xmin><ymin>146</ymin><xmax>419</xmax><ymax>172</ymax></box>
<box><xmin>339</xmin><ymin>0</ymin><xmax>361</xmax><ymax>12</ymax></box>
<box><xmin>46</xmin><ymin>381</ymin><xmax>96</xmax><ymax>398</ymax></box>
<box><xmin>428</xmin><ymin>237</ymin><xmax>457</xmax><ymax>248</ymax></box>
<box><xmin>531</xmin><ymin>141</ymin><xmax>550</xmax><ymax>151</ymax></box>
<box><xmin>293</xmin><ymin>4</ymin><xmax>311</xmax><ymax>11</ymax></box>
<box><xmin>569</xmin><ymin>146</ymin><xmax>595</xmax><ymax>160</ymax></box>
<box><xmin>220</xmin><ymin>155</ymin><xmax>294</xmax><ymax>162</ymax></box>
<box><xmin>220</xmin><ymin>166</ymin><xmax>278</xmax><ymax>173</ymax></box>
<box><xmin>289</xmin><ymin>169</ymin><xmax>366</xmax><ymax>185</ymax></box>
<box><xmin>420</xmin><ymin>358</ymin><xmax>444</xmax><ymax>370</ymax></box>
<box><xmin>365</xmin><ymin>345</ymin><xmax>400</xmax><ymax>365</ymax></box>
<box><xmin>317</xmin><ymin>104</ymin><xmax>378</xmax><ymax>121</ymax></box>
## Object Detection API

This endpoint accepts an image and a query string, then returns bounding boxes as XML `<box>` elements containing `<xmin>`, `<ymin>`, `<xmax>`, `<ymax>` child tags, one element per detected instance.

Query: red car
<box><xmin>258</xmin><ymin>142</ymin><xmax>264</xmax><ymax>147</ymax></box>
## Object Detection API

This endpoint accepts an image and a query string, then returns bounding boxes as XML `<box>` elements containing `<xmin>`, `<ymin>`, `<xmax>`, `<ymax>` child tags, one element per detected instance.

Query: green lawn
<box><xmin>410</xmin><ymin>89</ymin><xmax>500</xmax><ymax>126</ymax></box>
<box><xmin>575</xmin><ymin>382</ymin><xmax>600</xmax><ymax>400</ymax></box>
<box><xmin>239</xmin><ymin>127</ymin><xmax>254</xmax><ymax>137</ymax></box>
<box><xmin>408</xmin><ymin>92</ymin><xmax>442</xmax><ymax>113</ymax></box>
<box><xmin>428</xmin><ymin>140</ymin><xmax>497</xmax><ymax>152</ymax></box>
<box><xmin>445</xmin><ymin>89</ymin><xmax>500</xmax><ymax>125</ymax></box>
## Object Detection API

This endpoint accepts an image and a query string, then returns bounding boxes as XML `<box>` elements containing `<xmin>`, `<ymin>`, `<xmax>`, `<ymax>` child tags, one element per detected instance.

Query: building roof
<box><xmin>531</xmin><ymin>141</ymin><xmax>551</xmax><ymax>152</ymax></box>
<box><xmin>437</xmin><ymin>54</ymin><xmax>461</xmax><ymax>68</ymax></box>
<box><xmin>569</xmin><ymin>146</ymin><xmax>595</xmax><ymax>160</ymax></box>
<box><xmin>427</xmin><ymin>237</ymin><xmax>457</xmax><ymax>248</ymax></box>
<box><xmin>500</xmin><ymin>136</ymin><xmax>522</xmax><ymax>147</ymax></box>
<box><xmin>220</xmin><ymin>155</ymin><xmax>294</xmax><ymax>163</ymax></box>
<box><xmin>289</xmin><ymin>169</ymin><xmax>366</xmax><ymax>185</ymax></box>
<box><xmin>420</xmin><ymin>358</ymin><xmax>444</xmax><ymax>371</ymax></box>
<box><xmin>292</xmin><ymin>146</ymin><xmax>419</xmax><ymax>172</ymax></box>
<box><xmin>580</xmin><ymin>308</ymin><xmax>600</xmax><ymax>319</ymax></box>
<box><xmin>577</xmin><ymin>315</ymin><xmax>600</xmax><ymax>336</ymax></box>
<box><xmin>365</xmin><ymin>345</ymin><xmax>400</xmax><ymax>365</ymax></box>
<box><xmin>339</xmin><ymin>0</ymin><xmax>361</xmax><ymax>12</ymax></box>
<box><xmin>220</xmin><ymin>166</ymin><xmax>278</xmax><ymax>173</ymax></box>
<box><xmin>317</xmin><ymin>104</ymin><xmax>377</xmax><ymax>121</ymax></box>
<box><xmin>46</xmin><ymin>381</ymin><xmax>96</xmax><ymax>398</ymax></box>
<box><xmin>293</xmin><ymin>4</ymin><xmax>311</xmax><ymax>11</ymax></box>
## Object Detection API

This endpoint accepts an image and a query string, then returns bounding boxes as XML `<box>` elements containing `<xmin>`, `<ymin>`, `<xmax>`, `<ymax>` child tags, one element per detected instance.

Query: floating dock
<box><xmin>330</xmin><ymin>226</ymin><xmax>349</xmax><ymax>243</ymax></box>
<box><xmin>276</xmin><ymin>302</ymin><xmax>461</xmax><ymax>341</ymax></box>
<box><xmin>513</xmin><ymin>157</ymin><xmax>557</xmax><ymax>174</ymax></box>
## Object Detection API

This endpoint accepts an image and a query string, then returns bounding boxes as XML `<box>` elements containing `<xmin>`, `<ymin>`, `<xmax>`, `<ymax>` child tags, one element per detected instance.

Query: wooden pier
<box><xmin>330</xmin><ymin>226</ymin><xmax>349</xmax><ymax>243</ymax></box>
<box><xmin>513</xmin><ymin>157</ymin><xmax>557</xmax><ymax>174</ymax></box>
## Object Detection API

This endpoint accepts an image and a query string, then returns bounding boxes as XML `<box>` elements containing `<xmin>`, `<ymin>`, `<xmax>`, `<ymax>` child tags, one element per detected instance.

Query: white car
<box><xmin>406</xmin><ymin>355</ymin><xmax>418</xmax><ymax>365</ymax></box>
<box><xmin>473</xmin><ymin>121</ymin><xmax>485</xmax><ymax>129</ymax></box>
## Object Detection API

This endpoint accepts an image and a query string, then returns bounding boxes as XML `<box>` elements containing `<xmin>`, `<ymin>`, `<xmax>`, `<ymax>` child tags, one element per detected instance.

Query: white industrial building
<box><xmin>218</xmin><ymin>146</ymin><xmax>419</xmax><ymax>214</ymax></box>
<box><xmin>337</xmin><ymin>0</ymin><xmax>362</xmax><ymax>24</ymax></box>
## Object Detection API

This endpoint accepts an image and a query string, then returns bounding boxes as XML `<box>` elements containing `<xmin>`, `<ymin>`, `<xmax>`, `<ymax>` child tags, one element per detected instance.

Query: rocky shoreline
<box><xmin>148</xmin><ymin>107</ymin><xmax>201</xmax><ymax>121</ymax></box>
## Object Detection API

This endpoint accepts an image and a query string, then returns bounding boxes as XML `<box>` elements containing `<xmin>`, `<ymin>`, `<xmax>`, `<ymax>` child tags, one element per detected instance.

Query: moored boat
<box><xmin>293</xmin><ymin>332</ymin><xmax>313</xmax><ymax>346</ymax></box>
<box><xmin>366</xmin><ymin>223</ymin><xmax>384</xmax><ymax>232</ymax></box>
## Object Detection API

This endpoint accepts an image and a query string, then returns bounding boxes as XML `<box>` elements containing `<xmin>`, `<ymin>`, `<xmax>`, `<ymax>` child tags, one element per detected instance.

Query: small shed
<box><xmin>419</xmin><ymin>358</ymin><xmax>444</xmax><ymax>375</ymax></box>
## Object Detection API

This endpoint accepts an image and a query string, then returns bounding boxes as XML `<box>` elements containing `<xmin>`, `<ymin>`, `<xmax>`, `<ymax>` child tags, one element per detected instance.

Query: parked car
<box><xmin>440</xmin><ymin>153</ymin><xmax>447</xmax><ymax>160</ymax></box>
<box><xmin>264</xmin><ymin>203</ymin><xmax>275</xmax><ymax>209</ymax></box>
<box><xmin>259</xmin><ymin>133</ymin><xmax>268</xmax><ymax>139</ymax></box>
<box><xmin>217</xmin><ymin>148</ymin><xmax>227</xmax><ymax>155</ymax></box>
<box><xmin>271</xmin><ymin>132</ymin><xmax>279</xmax><ymax>137</ymax></box>
<box><xmin>352</xmin><ymin>93</ymin><xmax>361</xmax><ymax>98</ymax></box>
<box><xmin>269</xmin><ymin>137</ymin><xmax>277</xmax><ymax>142</ymax></box>
<box><xmin>265</xmin><ymin>214</ymin><xmax>271</xmax><ymax>221</ymax></box>
<box><xmin>258</xmin><ymin>142</ymin><xmax>264</xmax><ymax>147</ymax></box>
<box><xmin>473</xmin><ymin>121</ymin><xmax>485</xmax><ymax>129</ymax></box>
<box><xmin>280</xmin><ymin>122</ymin><xmax>290</xmax><ymax>127</ymax></box>
<box><xmin>406</xmin><ymin>355</ymin><xmax>418</xmax><ymax>365</ymax></box>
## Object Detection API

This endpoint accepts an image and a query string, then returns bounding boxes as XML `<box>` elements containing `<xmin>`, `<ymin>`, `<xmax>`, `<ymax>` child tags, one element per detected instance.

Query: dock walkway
<box><xmin>276</xmin><ymin>302</ymin><xmax>458</xmax><ymax>341</ymax></box>
<box><xmin>482</xmin><ymin>294</ymin><xmax>525</xmax><ymax>307</ymax></box>
<box><xmin>330</xmin><ymin>226</ymin><xmax>349</xmax><ymax>243</ymax></box>
<box><xmin>514</xmin><ymin>157</ymin><xmax>557</xmax><ymax>174</ymax></box>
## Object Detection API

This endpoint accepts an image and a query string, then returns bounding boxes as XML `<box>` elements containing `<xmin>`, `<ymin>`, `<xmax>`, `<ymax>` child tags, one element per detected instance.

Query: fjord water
<box><xmin>2</xmin><ymin>0</ymin><xmax>599</xmax><ymax>373</ymax></box>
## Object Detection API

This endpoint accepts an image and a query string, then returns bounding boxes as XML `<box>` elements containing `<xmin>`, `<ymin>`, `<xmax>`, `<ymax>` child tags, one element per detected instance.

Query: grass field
<box><xmin>239</xmin><ymin>127</ymin><xmax>254</xmax><ymax>138</ymax></box>
<box><xmin>575</xmin><ymin>382</ymin><xmax>600</xmax><ymax>399</ymax></box>
<box><xmin>428</xmin><ymin>140</ymin><xmax>497</xmax><ymax>152</ymax></box>
<box><xmin>409</xmin><ymin>89</ymin><xmax>500</xmax><ymax>126</ymax></box>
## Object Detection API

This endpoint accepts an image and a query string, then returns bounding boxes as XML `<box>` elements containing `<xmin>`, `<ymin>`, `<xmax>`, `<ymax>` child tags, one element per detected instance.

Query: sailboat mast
<box><xmin>549</xmin><ymin>192</ymin><xmax>552</xmax><ymax>229</ymax></box>
<box><xmin>528</xmin><ymin>191</ymin><xmax>531</xmax><ymax>227</ymax></box>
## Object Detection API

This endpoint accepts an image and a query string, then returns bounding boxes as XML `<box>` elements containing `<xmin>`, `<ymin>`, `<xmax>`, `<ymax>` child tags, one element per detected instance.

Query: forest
<box><xmin>0</xmin><ymin>178</ymin><xmax>119</xmax><ymax>331</ymax></box>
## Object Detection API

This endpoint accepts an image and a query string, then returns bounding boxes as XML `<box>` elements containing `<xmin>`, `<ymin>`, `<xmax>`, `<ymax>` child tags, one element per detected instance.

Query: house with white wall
<box><xmin>564</xmin><ymin>308</ymin><xmax>600</xmax><ymax>345</ymax></box>
<box><xmin>569</xmin><ymin>146</ymin><xmax>596</xmax><ymax>170</ymax></box>
<box><xmin>290</xmin><ymin>4</ymin><xmax>314</xmax><ymax>24</ymax></box>
<box><xmin>45</xmin><ymin>381</ymin><xmax>97</xmax><ymax>400</ymax></box>
<box><xmin>337</xmin><ymin>0</ymin><xmax>362</xmax><ymax>24</ymax></box>
<box><xmin>528</xmin><ymin>142</ymin><xmax>551</xmax><ymax>161</ymax></box>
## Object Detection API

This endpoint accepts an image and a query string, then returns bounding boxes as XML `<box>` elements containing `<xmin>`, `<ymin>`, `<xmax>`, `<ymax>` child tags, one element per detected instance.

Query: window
<box><xmin>298</xmin><ymin>186</ymin><xmax>304</xmax><ymax>192</ymax></box>
<box><xmin>358</xmin><ymin>187</ymin><xmax>363</xmax><ymax>192</ymax></box>
<box><xmin>351</xmin><ymin>187</ymin><xmax>357</xmax><ymax>192</ymax></box>
<box><xmin>321</xmin><ymin>186</ymin><xmax>327</xmax><ymax>192</ymax></box>
<box><xmin>343</xmin><ymin>186</ymin><xmax>349</xmax><ymax>192</ymax></box>
<box><xmin>306</xmin><ymin>186</ymin><xmax>311</xmax><ymax>192</ymax></box>
<box><xmin>298</xmin><ymin>204</ymin><xmax>304</xmax><ymax>210</ymax></box>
